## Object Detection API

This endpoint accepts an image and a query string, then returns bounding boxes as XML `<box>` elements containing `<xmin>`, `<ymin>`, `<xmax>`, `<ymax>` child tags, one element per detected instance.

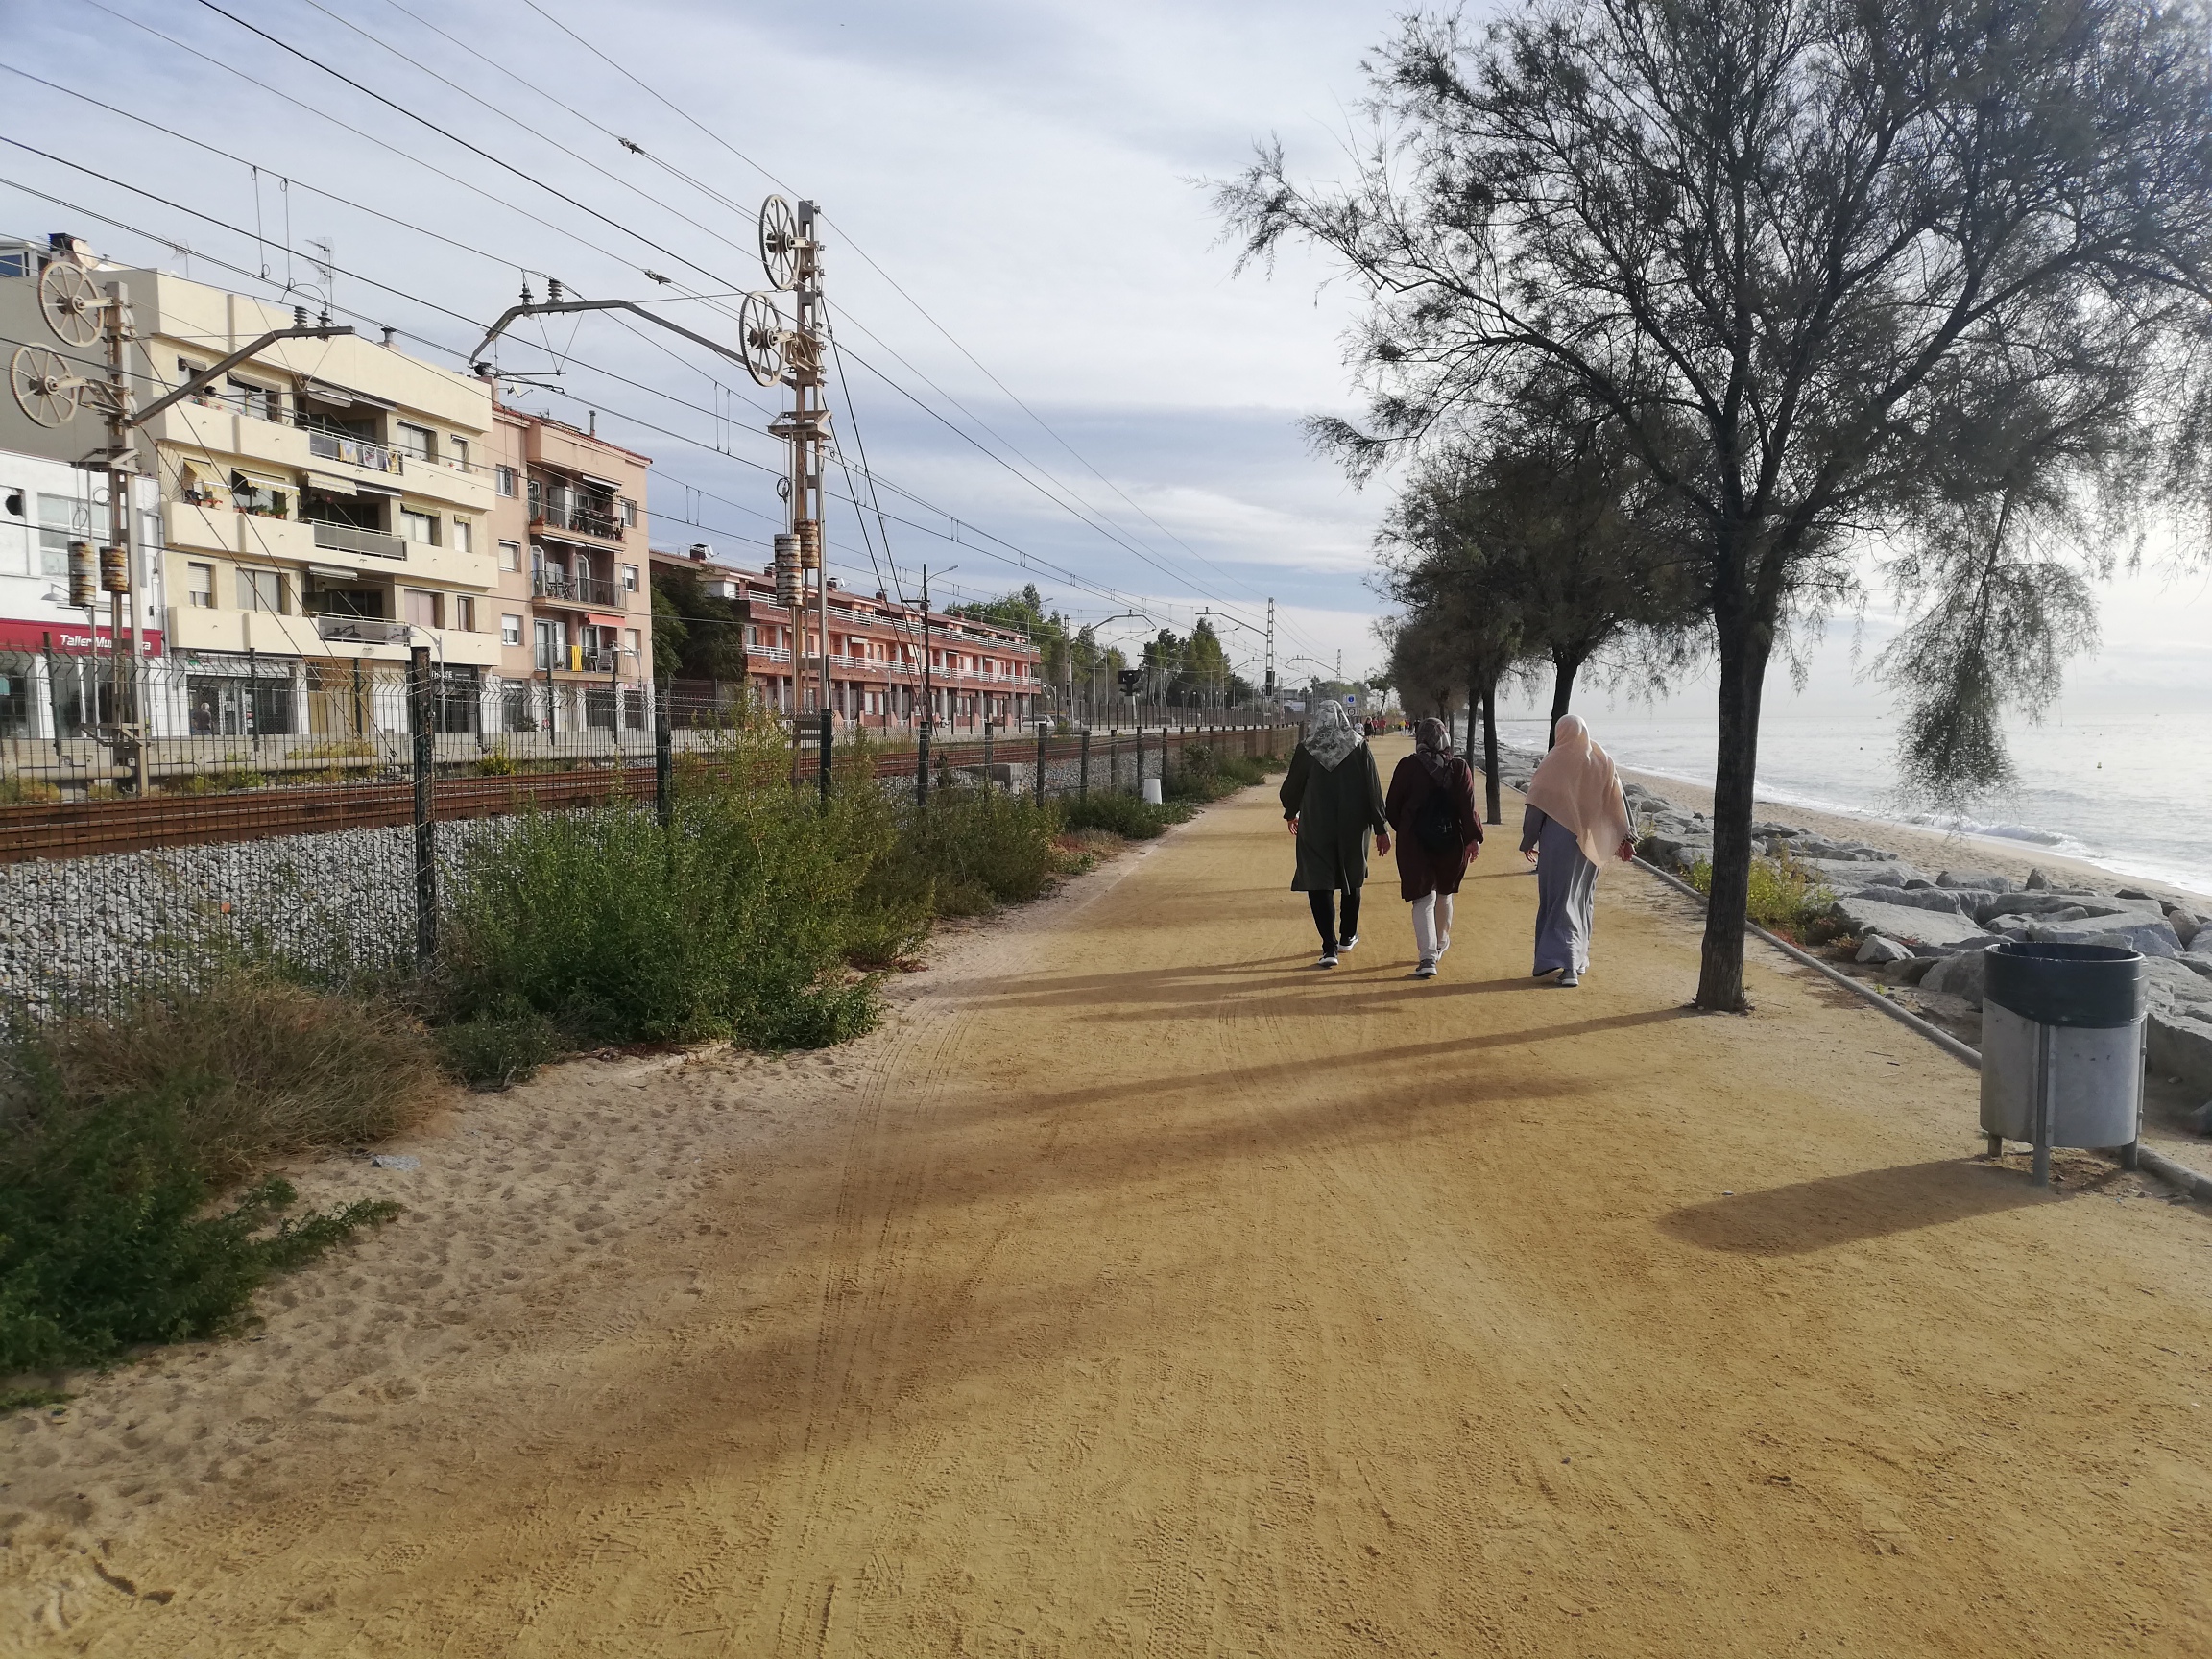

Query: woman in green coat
<box><xmin>1280</xmin><ymin>703</ymin><xmax>1390</xmax><ymax>968</ymax></box>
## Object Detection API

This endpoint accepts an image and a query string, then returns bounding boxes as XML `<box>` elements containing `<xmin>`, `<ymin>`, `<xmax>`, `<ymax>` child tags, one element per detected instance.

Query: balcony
<box><xmin>746</xmin><ymin>643</ymin><xmax>793</xmax><ymax>663</ymax></box>
<box><xmin>315</xmin><ymin>614</ymin><xmax>405</xmax><ymax>645</ymax></box>
<box><xmin>306</xmin><ymin>428</ymin><xmax>399</xmax><ymax>473</ymax></box>
<box><xmin>532</xmin><ymin>571</ymin><xmax>620</xmax><ymax>607</ymax></box>
<box><xmin>533</xmin><ymin>500</ymin><xmax>623</xmax><ymax>541</ymax></box>
<box><xmin>312</xmin><ymin>520</ymin><xmax>407</xmax><ymax>562</ymax></box>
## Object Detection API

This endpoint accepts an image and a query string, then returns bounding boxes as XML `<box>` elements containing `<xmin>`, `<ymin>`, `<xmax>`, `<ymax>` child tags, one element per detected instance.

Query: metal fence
<box><xmin>0</xmin><ymin>647</ymin><xmax>1292</xmax><ymax>1022</ymax></box>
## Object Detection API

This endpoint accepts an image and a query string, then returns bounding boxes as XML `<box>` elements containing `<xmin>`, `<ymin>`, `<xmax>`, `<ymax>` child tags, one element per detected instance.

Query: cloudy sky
<box><xmin>5</xmin><ymin>0</ymin><xmax>2208</xmax><ymax>711</ymax></box>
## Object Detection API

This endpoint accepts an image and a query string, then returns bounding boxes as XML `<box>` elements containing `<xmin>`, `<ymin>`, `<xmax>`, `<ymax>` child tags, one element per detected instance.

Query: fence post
<box><xmin>818</xmin><ymin>709</ymin><xmax>832</xmax><ymax>811</ymax></box>
<box><xmin>982</xmin><ymin>718</ymin><xmax>994</xmax><ymax>789</ymax></box>
<box><xmin>408</xmin><ymin>645</ymin><xmax>436</xmax><ymax>971</ymax></box>
<box><xmin>1132</xmin><ymin>712</ymin><xmax>1142</xmax><ymax>795</ymax></box>
<box><xmin>916</xmin><ymin>717</ymin><xmax>931</xmax><ymax>809</ymax></box>
<box><xmin>655</xmin><ymin>705</ymin><xmax>673</xmax><ymax>829</ymax></box>
<box><xmin>1079</xmin><ymin>727</ymin><xmax>1090</xmax><ymax>799</ymax></box>
<box><xmin>1035</xmin><ymin>719</ymin><xmax>1046</xmax><ymax>803</ymax></box>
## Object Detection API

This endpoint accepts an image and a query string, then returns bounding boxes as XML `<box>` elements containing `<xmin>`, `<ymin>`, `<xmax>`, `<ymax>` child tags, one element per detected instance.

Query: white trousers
<box><xmin>1411</xmin><ymin>891</ymin><xmax>1455</xmax><ymax>960</ymax></box>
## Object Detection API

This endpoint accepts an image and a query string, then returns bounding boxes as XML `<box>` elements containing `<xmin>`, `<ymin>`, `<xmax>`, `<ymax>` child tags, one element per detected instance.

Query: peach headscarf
<box><xmin>1525</xmin><ymin>714</ymin><xmax>1633</xmax><ymax>868</ymax></box>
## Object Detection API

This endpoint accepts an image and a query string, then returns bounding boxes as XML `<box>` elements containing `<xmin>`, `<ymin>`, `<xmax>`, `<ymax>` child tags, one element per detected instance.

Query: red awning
<box><xmin>585</xmin><ymin>613</ymin><xmax>626</xmax><ymax>629</ymax></box>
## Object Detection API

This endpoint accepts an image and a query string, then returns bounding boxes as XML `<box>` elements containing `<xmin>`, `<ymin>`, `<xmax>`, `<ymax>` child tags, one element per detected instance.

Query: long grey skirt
<box><xmin>1532</xmin><ymin>815</ymin><xmax>1599</xmax><ymax>974</ymax></box>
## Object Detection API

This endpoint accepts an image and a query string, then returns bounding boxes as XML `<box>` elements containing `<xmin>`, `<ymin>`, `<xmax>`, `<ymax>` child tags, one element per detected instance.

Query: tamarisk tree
<box><xmin>1219</xmin><ymin>0</ymin><xmax>2212</xmax><ymax>1010</ymax></box>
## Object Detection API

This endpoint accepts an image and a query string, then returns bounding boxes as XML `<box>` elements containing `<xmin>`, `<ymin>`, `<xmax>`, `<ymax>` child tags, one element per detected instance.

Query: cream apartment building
<box><xmin>0</xmin><ymin>234</ymin><xmax>496</xmax><ymax>740</ymax></box>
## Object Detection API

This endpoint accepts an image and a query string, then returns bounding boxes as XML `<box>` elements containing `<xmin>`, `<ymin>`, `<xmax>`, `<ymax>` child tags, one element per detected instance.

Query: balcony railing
<box><xmin>746</xmin><ymin>643</ymin><xmax>793</xmax><ymax>662</ymax></box>
<box><xmin>306</xmin><ymin>428</ymin><xmax>399</xmax><ymax>473</ymax></box>
<box><xmin>532</xmin><ymin>571</ymin><xmax>620</xmax><ymax>607</ymax></box>
<box><xmin>311</xmin><ymin>520</ymin><xmax>407</xmax><ymax>561</ymax></box>
<box><xmin>314</xmin><ymin>614</ymin><xmax>404</xmax><ymax>645</ymax></box>
<box><xmin>533</xmin><ymin>501</ymin><xmax>623</xmax><ymax>541</ymax></box>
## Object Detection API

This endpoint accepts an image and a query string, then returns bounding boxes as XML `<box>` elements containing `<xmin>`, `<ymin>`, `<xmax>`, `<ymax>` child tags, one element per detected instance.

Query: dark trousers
<box><xmin>1308</xmin><ymin>888</ymin><xmax>1361</xmax><ymax>950</ymax></box>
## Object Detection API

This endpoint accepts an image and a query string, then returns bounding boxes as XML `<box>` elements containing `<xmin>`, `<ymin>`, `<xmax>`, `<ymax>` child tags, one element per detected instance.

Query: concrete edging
<box><xmin>1626</xmin><ymin>854</ymin><xmax>2212</xmax><ymax>1200</ymax></box>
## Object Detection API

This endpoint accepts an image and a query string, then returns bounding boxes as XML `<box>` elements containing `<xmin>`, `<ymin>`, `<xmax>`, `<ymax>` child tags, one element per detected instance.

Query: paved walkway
<box><xmin>21</xmin><ymin>745</ymin><xmax>2212</xmax><ymax>1655</ymax></box>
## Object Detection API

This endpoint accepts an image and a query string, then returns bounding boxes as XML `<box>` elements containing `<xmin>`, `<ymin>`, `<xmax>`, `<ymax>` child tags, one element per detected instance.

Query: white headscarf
<box><xmin>1302</xmin><ymin>702</ymin><xmax>1362</xmax><ymax>772</ymax></box>
<box><xmin>1525</xmin><ymin>714</ymin><xmax>1633</xmax><ymax>867</ymax></box>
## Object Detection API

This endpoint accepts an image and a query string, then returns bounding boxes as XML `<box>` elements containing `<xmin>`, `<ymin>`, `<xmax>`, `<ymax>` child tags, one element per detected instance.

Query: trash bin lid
<box><xmin>1983</xmin><ymin>941</ymin><xmax>2144</xmax><ymax>1029</ymax></box>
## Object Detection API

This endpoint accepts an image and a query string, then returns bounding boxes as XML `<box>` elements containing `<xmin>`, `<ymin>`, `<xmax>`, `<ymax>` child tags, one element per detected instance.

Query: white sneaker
<box><xmin>1339</xmin><ymin>933</ymin><xmax>1359</xmax><ymax>952</ymax></box>
<box><xmin>1414</xmin><ymin>958</ymin><xmax>1438</xmax><ymax>979</ymax></box>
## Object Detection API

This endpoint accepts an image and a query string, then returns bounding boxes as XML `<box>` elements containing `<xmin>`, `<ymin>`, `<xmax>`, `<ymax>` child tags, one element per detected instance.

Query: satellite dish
<box><xmin>11</xmin><ymin>346</ymin><xmax>81</xmax><ymax>426</ymax></box>
<box><xmin>758</xmin><ymin>196</ymin><xmax>799</xmax><ymax>291</ymax></box>
<box><xmin>739</xmin><ymin>292</ymin><xmax>785</xmax><ymax>387</ymax></box>
<box><xmin>39</xmin><ymin>262</ymin><xmax>104</xmax><ymax>347</ymax></box>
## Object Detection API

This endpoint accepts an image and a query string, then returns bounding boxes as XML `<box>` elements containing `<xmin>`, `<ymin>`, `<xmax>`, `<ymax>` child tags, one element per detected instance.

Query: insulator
<box><xmin>796</xmin><ymin>518</ymin><xmax>821</xmax><ymax>571</ymax></box>
<box><xmin>99</xmin><ymin>545</ymin><xmax>129</xmax><ymax>593</ymax></box>
<box><xmin>67</xmin><ymin>541</ymin><xmax>97</xmax><ymax>609</ymax></box>
<box><xmin>773</xmin><ymin>532</ymin><xmax>802</xmax><ymax>608</ymax></box>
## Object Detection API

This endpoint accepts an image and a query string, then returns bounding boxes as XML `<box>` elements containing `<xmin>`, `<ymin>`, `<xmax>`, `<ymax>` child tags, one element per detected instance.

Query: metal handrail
<box><xmin>311</xmin><ymin>520</ymin><xmax>406</xmax><ymax>561</ymax></box>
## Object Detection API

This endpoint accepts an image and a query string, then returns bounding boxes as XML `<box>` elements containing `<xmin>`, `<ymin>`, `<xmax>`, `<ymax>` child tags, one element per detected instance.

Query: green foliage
<box><xmin>171</xmin><ymin>767</ymin><xmax>270</xmax><ymax>795</ymax></box>
<box><xmin>474</xmin><ymin>744</ymin><xmax>520</xmax><ymax>777</ymax></box>
<box><xmin>0</xmin><ymin>1049</ymin><xmax>402</xmax><ymax>1380</ymax></box>
<box><xmin>440</xmin><ymin>724</ymin><xmax>881</xmax><ymax>1049</ymax></box>
<box><xmin>895</xmin><ymin>788</ymin><xmax>1062</xmax><ymax>917</ymax></box>
<box><xmin>435</xmin><ymin>1004</ymin><xmax>562</xmax><ymax>1091</ymax></box>
<box><xmin>1164</xmin><ymin>744</ymin><xmax>1273</xmax><ymax>803</ymax></box>
<box><xmin>0</xmin><ymin>776</ymin><xmax>61</xmax><ymax>805</ymax></box>
<box><xmin>1685</xmin><ymin>851</ymin><xmax>1836</xmax><ymax>939</ymax></box>
<box><xmin>1059</xmin><ymin>791</ymin><xmax>1192</xmax><ymax>840</ymax></box>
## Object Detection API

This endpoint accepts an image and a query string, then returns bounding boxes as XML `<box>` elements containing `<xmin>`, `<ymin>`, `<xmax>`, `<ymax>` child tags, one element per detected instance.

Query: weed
<box><xmin>474</xmin><ymin>745</ymin><xmax>520</xmax><ymax>777</ymax></box>
<box><xmin>1685</xmin><ymin>850</ymin><xmax>1837</xmax><ymax>939</ymax></box>
<box><xmin>170</xmin><ymin>767</ymin><xmax>270</xmax><ymax>795</ymax></box>
<box><xmin>898</xmin><ymin>788</ymin><xmax>1061</xmax><ymax>914</ymax></box>
<box><xmin>0</xmin><ymin>1387</ymin><xmax>70</xmax><ymax>1412</ymax></box>
<box><xmin>1060</xmin><ymin>791</ymin><xmax>1192</xmax><ymax>840</ymax></box>
<box><xmin>0</xmin><ymin>776</ymin><xmax>61</xmax><ymax>805</ymax></box>
<box><xmin>436</xmin><ymin>1005</ymin><xmax>561</xmax><ymax>1091</ymax></box>
<box><xmin>42</xmin><ymin>974</ymin><xmax>445</xmax><ymax>1186</ymax></box>
<box><xmin>293</xmin><ymin>738</ymin><xmax>375</xmax><ymax>761</ymax></box>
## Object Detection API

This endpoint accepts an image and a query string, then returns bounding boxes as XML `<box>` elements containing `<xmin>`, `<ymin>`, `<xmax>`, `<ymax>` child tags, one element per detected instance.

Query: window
<box><xmin>0</xmin><ymin>251</ymin><xmax>29</xmax><ymax>278</ymax></box>
<box><xmin>452</xmin><ymin>595</ymin><xmax>475</xmax><ymax>632</ymax></box>
<box><xmin>533</xmin><ymin>617</ymin><xmax>566</xmax><ymax>671</ymax></box>
<box><xmin>401</xmin><ymin>509</ymin><xmax>439</xmax><ymax>545</ymax></box>
<box><xmin>621</xmin><ymin>563</ymin><xmax>638</xmax><ymax>591</ymax></box>
<box><xmin>498</xmin><ymin>539</ymin><xmax>521</xmax><ymax>572</ymax></box>
<box><xmin>501</xmin><ymin>613</ymin><xmax>522</xmax><ymax>646</ymax></box>
<box><xmin>229</xmin><ymin>472</ymin><xmax>288</xmax><ymax>519</ymax></box>
<box><xmin>619</xmin><ymin>497</ymin><xmax>637</xmax><ymax>528</ymax></box>
<box><xmin>396</xmin><ymin>422</ymin><xmax>435</xmax><ymax>462</ymax></box>
<box><xmin>447</xmin><ymin>436</ymin><xmax>469</xmax><ymax>472</ymax></box>
<box><xmin>495</xmin><ymin>465</ymin><xmax>517</xmax><ymax>497</ymax></box>
<box><xmin>226</xmin><ymin>377</ymin><xmax>278</xmax><ymax>421</ymax></box>
<box><xmin>451</xmin><ymin>518</ymin><xmax>472</xmax><ymax>555</ymax></box>
<box><xmin>236</xmin><ymin>567</ymin><xmax>284</xmax><ymax>613</ymax></box>
<box><xmin>36</xmin><ymin>492</ymin><xmax>85</xmax><ymax>578</ymax></box>
<box><xmin>186</xmin><ymin>562</ymin><xmax>215</xmax><ymax>608</ymax></box>
<box><xmin>403</xmin><ymin>589</ymin><xmax>442</xmax><ymax>628</ymax></box>
<box><xmin>624</xmin><ymin>628</ymin><xmax>639</xmax><ymax>655</ymax></box>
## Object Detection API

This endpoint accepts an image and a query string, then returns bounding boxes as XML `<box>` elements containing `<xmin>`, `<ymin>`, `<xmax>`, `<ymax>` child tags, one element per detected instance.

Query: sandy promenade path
<box><xmin>11</xmin><ymin>743</ymin><xmax>2212</xmax><ymax>1656</ymax></box>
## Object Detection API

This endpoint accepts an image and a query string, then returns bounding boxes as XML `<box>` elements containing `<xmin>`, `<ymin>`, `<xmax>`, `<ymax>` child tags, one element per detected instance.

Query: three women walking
<box><xmin>1382</xmin><ymin>717</ymin><xmax>1483</xmax><ymax>977</ymax></box>
<box><xmin>1519</xmin><ymin>714</ymin><xmax>1636</xmax><ymax>987</ymax></box>
<box><xmin>1279</xmin><ymin>703</ymin><xmax>1388</xmax><ymax>968</ymax></box>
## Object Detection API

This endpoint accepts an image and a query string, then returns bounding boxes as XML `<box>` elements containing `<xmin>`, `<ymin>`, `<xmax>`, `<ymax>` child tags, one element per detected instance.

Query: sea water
<box><xmin>1492</xmin><ymin>709</ymin><xmax>2212</xmax><ymax>901</ymax></box>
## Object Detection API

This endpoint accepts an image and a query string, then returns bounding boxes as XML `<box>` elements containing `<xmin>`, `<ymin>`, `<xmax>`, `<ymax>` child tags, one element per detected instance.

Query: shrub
<box><xmin>0</xmin><ymin>776</ymin><xmax>61</xmax><ymax>805</ymax></box>
<box><xmin>1686</xmin><ymin>851</ymin><xmax>1836</xmax><ymax>939</ymax></box>
<box><xmin>474</xmin><ymin>745</ymin><xmax>520</xmax><ymax>777</ymax></box>
<box><xmin>897</xmin><ymin>788</ymin><xmax>1061</xmax><ymax>914</ymax></box>
<box><xmin>1060</xmin><ymin>791</ymin><xmax>1192</xmax><ymax>840</ymax></box>
<box><xmin>0</xmin><ymin>1069</ymin><xmax>397</xmax><ymax>1376</ymax></box>
<box><xmin>440</xmin><ymin>730</ymin><xmax>881</xmax><ymax>1049</ymax></box>
<box><xmin>435</xmin><ymin>1005</ymin><xmax>562</xmax><ymax>1091</ymax></box>
<box><xmin>42</xmin><ymin>974</ymin><xmax>445</xmax><ymax>1186</ymax></box>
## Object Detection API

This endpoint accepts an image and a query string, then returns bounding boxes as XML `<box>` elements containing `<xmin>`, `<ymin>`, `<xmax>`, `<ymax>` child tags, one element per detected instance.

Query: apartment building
<box><xmin>486</xmin><ymin>405</ymin><xmax>653</xmax><ymax>732</ymax></box>
<box><xmin>0</xmin><ymin>234</ymin><xmax>496</xmax><ymax>739</ymax></box>
<box><xmin>650</xmin><ymin>544</ymin><xmax>1043</xmax><ymax>729</ymax></box>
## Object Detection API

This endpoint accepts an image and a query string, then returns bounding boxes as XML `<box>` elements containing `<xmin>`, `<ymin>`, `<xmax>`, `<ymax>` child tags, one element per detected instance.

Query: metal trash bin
<box><xmin>1979</xmin><ymin>942</ymin><xmax>2145</xmax><ymax>1185</ymax></box>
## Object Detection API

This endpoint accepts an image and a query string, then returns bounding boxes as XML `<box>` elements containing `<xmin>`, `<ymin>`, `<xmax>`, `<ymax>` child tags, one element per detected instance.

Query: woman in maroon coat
<box><xmin>1382</xmin><ymin>717</ymin><xmax>1484</xmax><ymax>978</ymax></box>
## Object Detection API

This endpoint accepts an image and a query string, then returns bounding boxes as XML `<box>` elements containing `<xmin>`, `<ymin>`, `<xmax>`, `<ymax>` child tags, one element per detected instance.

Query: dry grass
<box><xmin>42</xmin><ymin>975</ymin><xmax>448</xmax><ymax>1184</ymax></box>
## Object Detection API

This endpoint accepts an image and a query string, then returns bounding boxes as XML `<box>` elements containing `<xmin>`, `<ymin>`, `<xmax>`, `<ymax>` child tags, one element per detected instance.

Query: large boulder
<box><xmin>1864</xmin><ymin>886</ymin><xmax>1974</xmax><ymax>916</ymax></box>
<box><xmin>2025</xmin><ymin>915</ymin><xmax>2184</xmax><ymax>957</ymax></box>
<box><xmin>2168</xmin><ymin>908</ymin><xmax>2203</xmax><ymax>950</ymax></box>
<box><xmin>1829</xmin><ymin>895</ymin><xmax>2006</xmax><ymax>950</ymax></box>
<box><xmin>1921</xmin><ymin>950</ymin><xmax>1986</xmax><ymax>1008</ymax></box>
<box><xmin>1938</xmin><ymin>869</ymin><xmax>2019</xmax><ymax>892</ymax></box>
<box><xmin>2174</xmin><ymin>952</ymin><xmax>2212</xmax><ymax>984</ymax></box>
<box><xmin>1798</xmin><ymin>856</ymin><xmax>1930</xmax><ymax>890</ymax></box>
<box><xmin>2025</xmin><ymin>867</ymin><xmax>2051</xmax><ymax>889</ymax></box>
<box><xmin>1857</xmin><ymin>934</ymin><xmax>1916</xmax><ymax>966</ymax></box>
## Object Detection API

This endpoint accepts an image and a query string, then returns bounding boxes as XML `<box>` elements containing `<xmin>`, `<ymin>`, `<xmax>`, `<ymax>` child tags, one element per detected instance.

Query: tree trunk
<box><xmin>1695</xmin><ymin>610</ymin><xmax>1774</xmax><ymax>1012</ymax></box>
<box><xmin>1480</xmin><ymin>677</ymin><xmax>1502</xmax><ymax>826</ymax></box>
<box><xmin>1547</xmin><ymin>648</ymin><xmax>1586</xmax><ymax>745</ymax></box>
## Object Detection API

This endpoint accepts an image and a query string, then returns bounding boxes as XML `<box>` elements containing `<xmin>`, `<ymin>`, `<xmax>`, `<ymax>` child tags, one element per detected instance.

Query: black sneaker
<box><xmin>1339</xmin><ymin>933</ymin><xmax>1359</xmax><ymax>952</ymax></box>
<box><xmin>1317</xmin><ymin>950</ymin><xmax>1339</xmax><ymax>969</ymax></box>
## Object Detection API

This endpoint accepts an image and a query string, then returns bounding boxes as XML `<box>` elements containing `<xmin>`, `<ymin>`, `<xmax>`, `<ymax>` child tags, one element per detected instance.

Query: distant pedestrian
<box><xmin>1282</xmin><ymin>703</ymin><xmax>1388</xmax><ymax>968</ymax></box>
<box><xmin>1519</xmin><ymin>714</ymin><xmax>1636</xmax><ymax>987</ymax></box>
<box><xmin>1383</xmin><ymin>717</ymin><xmax>1482</xmax><ymax>978</ymax></box>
